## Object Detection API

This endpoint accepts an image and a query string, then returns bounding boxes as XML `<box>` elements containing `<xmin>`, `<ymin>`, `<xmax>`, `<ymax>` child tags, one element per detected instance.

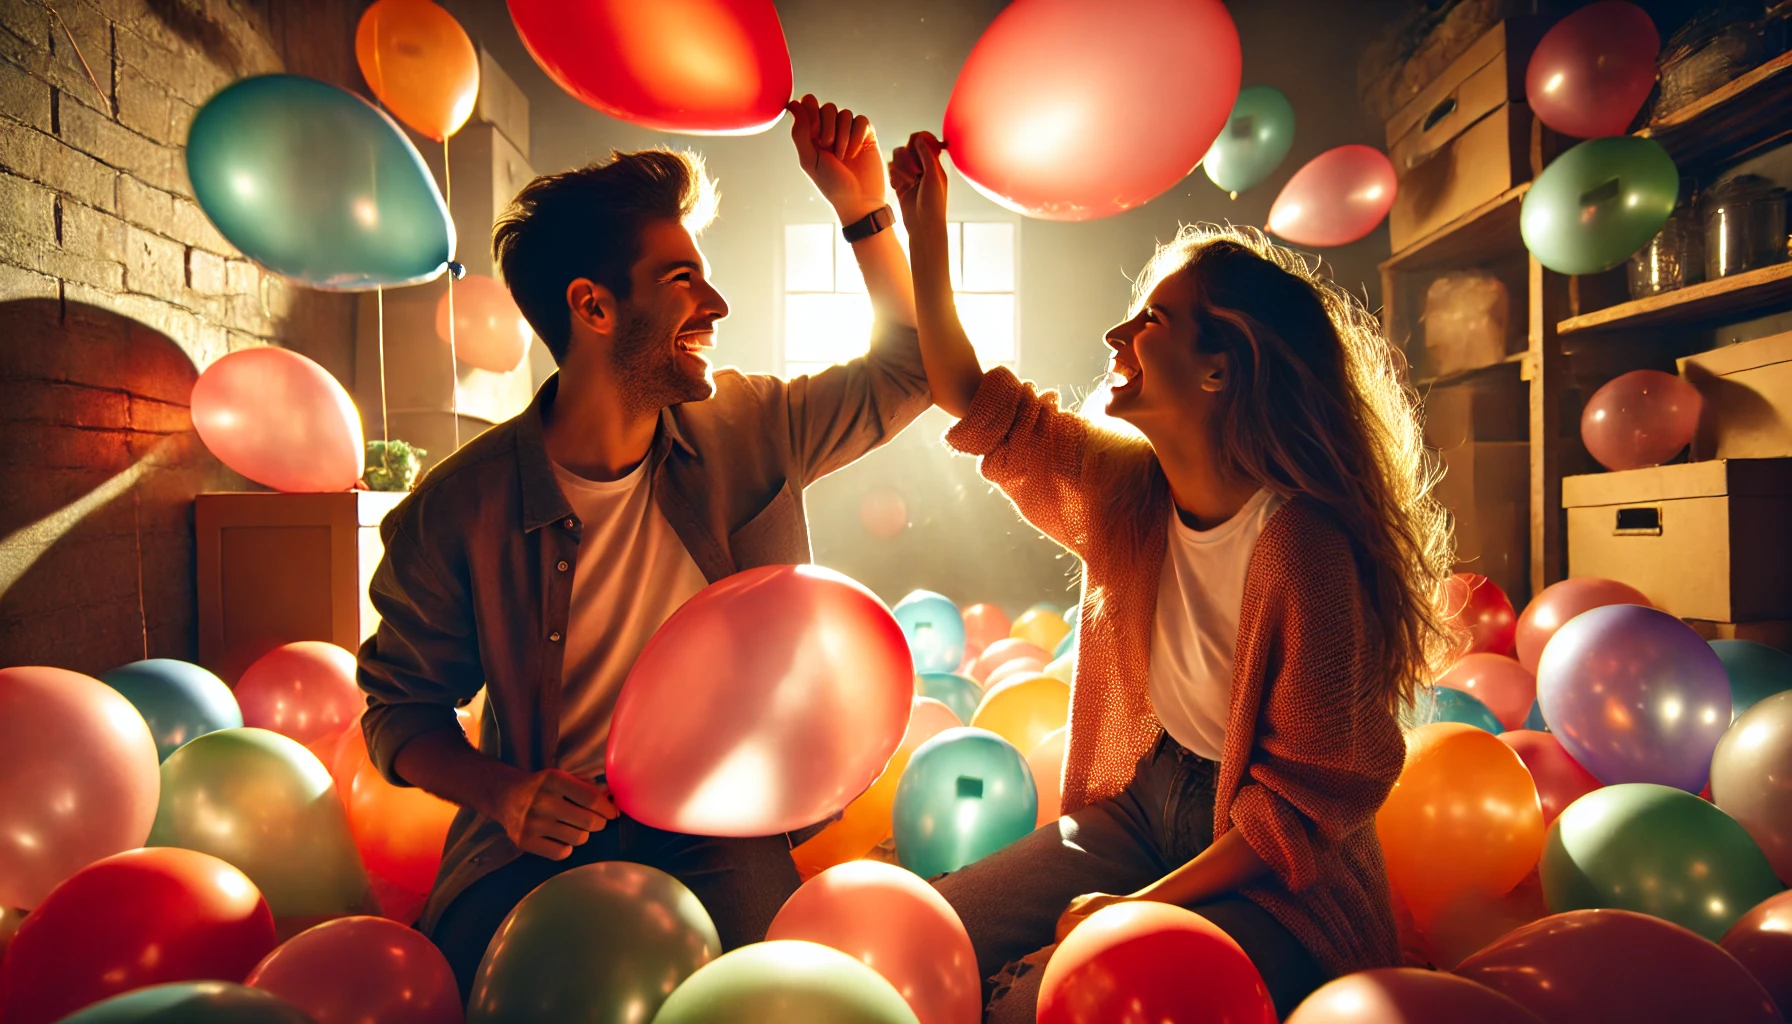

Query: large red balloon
<box><xmin>1038</xmin><ymin>901</ymin><xmax>1276</xmax><ymax>1024</ymax></box>
<box><xmin>1525</xmin><ymin>2</ymin><xmax>1660</xmax><ymax>139</ymax></box>
<box><xmin>0</xmin><ymin>666</ymin><xmax>160</xmax><ymax>909</ymax></box>
<box><xmin>191</xmin><ymin>346</ymin><xmax>364</xmax><ymax>493</ymax></box>
<box><xmin>1268</xmin><ymin>145</ymin><xmax>1397</xmax><ymax>247</ymax></box>
<box><xmin>235</xmin><ymin>640</ymin><xmax>364</xmax><ymax>747</ymax></box>
<box><xmin>246</xmin><ymin>916</ymin><xmax>462</xmax><ymax>1024</ymax></box>
<box><xmin>1498</xmin><ymin>729</ymin><xmax>1602</xmax><ymax>827</ymax></box>
<box><xmin>435</xmin><ymin>274</ymin><xmax>532</xmax><ymax>374</ymax></box>
<box><xmin>507</xmin><ymin>0</ymin><xmax>791</xmax><ymax>134</ymax></box>
<box><xmin>1514</xmin><ymin>577</ymin><xmax>1651</xmax><ymax>673</ymax></box>
<box><xmin>1287</xmin><ymin>968</ymin><xmax>1545</xmax><ymax>1023</ymax></box>
<box><xmin>0</xmin><ymin>848</ymin><xmax>276</xmax><ymax>1024</ymax></box>
<box><xmin>607</xmin><ymin>565</ymin><xmax>914</xmax><ymax>836</ymax></box>
<box><xmin>1580</xmin><ymin>369</ymin><xmax>1702</xmax><ymax>471</ymax></box>
<box><xmin>1442</xmin><ymin>572</ymin><xmax>1518</xmax><ymax>656</ymax></box>
<box><xmin>942</xmin><ymin>0</ymin><xmax>1240</xmax><ymax>220</ymax></box>
<box><xmin>1438</xmin><ymin>654</ymin><xmax>1536</xmax><ymax>731</ymax></box>
<box><xmin>1721</xmin><ymin>890</ymin><xmax>1792</xmax><ymax>1020</ymax></box>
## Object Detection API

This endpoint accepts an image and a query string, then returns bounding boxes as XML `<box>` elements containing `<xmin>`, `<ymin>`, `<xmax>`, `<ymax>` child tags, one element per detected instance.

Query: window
<box><xmin>781</xmin><ymin>221</ymin><xmax>1017</xmax><ymax>377</ymax></box>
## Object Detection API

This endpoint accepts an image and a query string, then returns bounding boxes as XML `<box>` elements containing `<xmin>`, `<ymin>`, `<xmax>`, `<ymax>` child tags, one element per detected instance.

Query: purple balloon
<box><xmin>1537</xmin><ymin>604</ymin><xmax>1731</xmax><ymax>791</ymax></box>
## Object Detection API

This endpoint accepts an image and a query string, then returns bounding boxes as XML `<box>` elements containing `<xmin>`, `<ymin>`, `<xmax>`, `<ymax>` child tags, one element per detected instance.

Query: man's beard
<box><xmin>611</xmin><ymin>302</ymin><xmax>715</xmax><ymax>415</ymax></box>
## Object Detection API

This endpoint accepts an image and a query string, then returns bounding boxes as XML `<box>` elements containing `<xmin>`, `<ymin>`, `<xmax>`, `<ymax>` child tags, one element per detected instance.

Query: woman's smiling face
<box><xmin>1103</xmin><ymin>266</ymin><xmax>1228</xmax><ymax>430</ymax></box>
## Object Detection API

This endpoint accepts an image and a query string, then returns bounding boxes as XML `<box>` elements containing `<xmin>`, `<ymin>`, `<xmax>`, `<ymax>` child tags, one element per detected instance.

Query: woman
<box><xmin>887</xmin><ymin>132</ymin><xmax>1457</xmax><ymax>1021</ymax></box>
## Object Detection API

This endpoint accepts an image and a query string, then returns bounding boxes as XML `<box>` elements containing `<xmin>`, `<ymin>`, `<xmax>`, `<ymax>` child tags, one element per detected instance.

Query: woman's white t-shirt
<box><xmin>1146</xmin><ymin>488</ymin><xmax>1286</xmax><ymax>761</ymax></box>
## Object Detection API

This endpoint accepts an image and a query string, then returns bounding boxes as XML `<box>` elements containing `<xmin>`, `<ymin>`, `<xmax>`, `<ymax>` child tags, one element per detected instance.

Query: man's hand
<box><xmin>788</xmin><ymin>94</ymin><xmax>886</xmax><ymax>226</ymax></box>
<box><xmin>494</xmin><ymin>768</ymin><xmax>619</xmax><ymax>861</ymax></box>
<box><xmin>889</xmin><ymin>131</ymin><xmax>949</xmax><ymax>253</ymax></box>
<box><xmin>1055</xmin><ymin>891</ymin><xmax>1133</xmax><ymax>942</ymax></box>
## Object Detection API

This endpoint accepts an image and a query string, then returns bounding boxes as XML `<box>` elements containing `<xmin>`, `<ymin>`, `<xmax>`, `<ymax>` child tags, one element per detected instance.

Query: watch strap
<box><xmin>842</xmin><ymin>205</ymin><xmax>895</xmax><ymax>243</ymax></box>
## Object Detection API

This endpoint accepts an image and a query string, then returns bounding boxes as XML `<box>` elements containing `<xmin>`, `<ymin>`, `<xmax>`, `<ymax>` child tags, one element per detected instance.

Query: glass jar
<box><xmin>1628</xmin><ymin>204</ymin><xmax>1705</xmax><ymax>298</ymax></box>
<box><xmin>1703</xmin><ymin>175</ymin><xmax>1789</xmax><ymax>280</ymax></box>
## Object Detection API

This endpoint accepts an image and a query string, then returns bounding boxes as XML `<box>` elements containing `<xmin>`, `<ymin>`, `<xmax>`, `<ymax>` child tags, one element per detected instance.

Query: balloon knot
<box><xmin>448</xmin><ymin>261</ymin><xmax>467</xmax><ymax>281</ymax></box>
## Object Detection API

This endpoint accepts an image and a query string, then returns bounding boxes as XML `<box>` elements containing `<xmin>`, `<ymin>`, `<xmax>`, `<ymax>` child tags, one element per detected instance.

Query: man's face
<box><xmin>610</xmin><ymin>219</ymin><xmax>730</xmax><ymax>412</ymax></box>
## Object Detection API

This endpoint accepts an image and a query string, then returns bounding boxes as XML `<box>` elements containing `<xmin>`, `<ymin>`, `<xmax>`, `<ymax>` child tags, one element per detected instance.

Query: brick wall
<box><xmin>0</xmin><ymin>0</ymin><xmax>362</xmax><ymax>673</ymax></box>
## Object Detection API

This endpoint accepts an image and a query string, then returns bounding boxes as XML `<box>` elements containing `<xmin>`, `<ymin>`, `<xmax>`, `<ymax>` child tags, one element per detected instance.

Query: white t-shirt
<box><xmin>1147</xmin><ymin>489</ymin><xmax>1286</xmax><ymax>761</ymax></box>
<box><xmin>551</xmin><ymin>458</ymin><xmax>709</xmax><ymax>780</ymax></box>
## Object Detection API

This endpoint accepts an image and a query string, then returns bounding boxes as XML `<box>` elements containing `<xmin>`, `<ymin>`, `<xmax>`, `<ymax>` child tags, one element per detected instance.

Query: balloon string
<box><xmin>377</xmin><ymin>285</ymin><xmax>389</xmax><ymax>446</ymax></box>
<box><xmin>444</xmin><ymin>135</ymin><xmax>460</xmax><ymax>452</ymax></box>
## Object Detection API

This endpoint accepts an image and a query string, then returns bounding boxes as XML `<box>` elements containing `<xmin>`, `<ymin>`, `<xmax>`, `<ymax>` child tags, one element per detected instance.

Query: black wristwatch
<box><xmin>842</xmin><ymin>204</ymin><xmax>895</xmax><ymax>243</ymax></box>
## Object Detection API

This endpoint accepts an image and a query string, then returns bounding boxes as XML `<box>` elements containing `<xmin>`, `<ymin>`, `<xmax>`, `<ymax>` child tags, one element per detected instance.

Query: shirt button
<box><xmin>563</xmin><ymin>517</ymin><xmax>576</xmax><ymax>529</ymax></box>
<box><xmin>549</xmin><ymin>631</ymin><xmax>562</xmax><ymax>642</ymax></box>
<box><xmin>557</xmin><ymin>560</ymin><xmax>570</xmax><ymax>572</ymax></box>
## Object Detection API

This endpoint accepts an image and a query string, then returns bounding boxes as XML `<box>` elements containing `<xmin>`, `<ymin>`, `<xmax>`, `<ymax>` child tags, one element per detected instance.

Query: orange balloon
<box><xmin>971</xmin><ymin>674</ymin><xmax>1070</xmax><ymax>759</ymax></box>
<box><xmin>433</xmin><ymin>274</ymin><xmax>533</xmax><ymax>373</ymax></box>
<box><xmin>355</xmin><ymin>0</ymin><xmax>479</xmax><ymax>141</ymax></box>
<box><xmin>792</xmin><ymin>697</ymin><xmax>961</xmax><ymax>879</ymax></box>
<box><xmin>336</xmin><ymin>723</ymin><xmax>459</xmax><ymax>896</ymax></box>
<box><xmin>961</xmin><ymin>603</ymin><xmax>1011</xmax><ymax>652</ymax></box>
<box><xmin>1010</xmin><ymin>608</ymin><xmax>1070</xmax><ymax>652</ymax></box>
<box><xmin>1028</xmin><ymin>727</ymin><xmax>1067</xmax><ymax>827</ymax></box>
<box><xmin>1376</xmin><ymin>723</ymin><xmax>1544</xmax><ymax>928</ymax></box>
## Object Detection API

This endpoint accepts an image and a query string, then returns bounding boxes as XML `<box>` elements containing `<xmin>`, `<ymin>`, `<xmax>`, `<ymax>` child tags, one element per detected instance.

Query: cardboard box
<box><xmin>1564</xmin><ymin>459</ymin><xmax>1792</xmax><ymax>622</ymax></box>
<box><xmin>475</xmin><ymin>46</ymin><xmax>530</xmax><ymax>158</ymax></box>
<box><xmin>1436</xmin><ymin>441</ymin><xmax>1530</xmax><ymax>604</ymax></box>
<box><xmin>1424</xmin><ymin>375</ymin><xmax>1528</xmax><ymax>451</ymax></box>
<box><xmin>1679</xmin><ymin>330</ymin><xmax>1792</xmax><ymax>460</ymax></box>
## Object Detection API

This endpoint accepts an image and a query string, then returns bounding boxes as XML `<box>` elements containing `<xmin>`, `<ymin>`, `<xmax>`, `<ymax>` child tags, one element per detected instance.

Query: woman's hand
<box><xmin>788</xmin><ymin>94</ymin><xmax>886</xmax><ymax>226</ymax></box>
<box><xmin>889</xmin><ymin>131</ymin><xmax>948</xmax><ymax>252</ymax></box>
<box><xmin>1055</xmin><ymin>892</ymin><xmax>1134</xmax><ymax>942</ymax></box>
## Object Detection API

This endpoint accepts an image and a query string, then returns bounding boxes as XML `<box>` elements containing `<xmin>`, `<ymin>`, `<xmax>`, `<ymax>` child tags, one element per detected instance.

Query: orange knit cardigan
<box><xmin>944</xmin><ymin>367</ymin><xmax>1407</xmax><ymax>978</ymax></box>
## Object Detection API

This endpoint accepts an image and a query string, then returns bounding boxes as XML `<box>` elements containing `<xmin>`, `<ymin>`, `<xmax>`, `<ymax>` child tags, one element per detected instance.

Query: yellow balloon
<box><xmin>1010</xmin><ymin>609</ymin><xmax>1071</xmax><ymax>652</ymax></box>
<box><xmin>971</xmin><ymin>675</ymin><xmax>1070</xmax><ymax>759</ymax></box>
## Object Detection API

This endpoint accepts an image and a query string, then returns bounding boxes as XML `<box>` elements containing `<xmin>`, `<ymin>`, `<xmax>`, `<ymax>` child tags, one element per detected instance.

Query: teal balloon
<box><xmin>1202</xmin><ymin>85</ymin><xmax>1296</xmax><ymax>194</ymax></box>
<box><xmin>1053</xmin><ymin>627</ymin><xmax>1078</xmax><ymax>660</ymax></box>
<box><xmin>893</xmin><ymin>727</ymin><xmax>1036</xmax><ymax>878</ymax></box>
<box><xmin>187</xmin><ymin>74</ymin><xmax>454</xmax><ymax>290</ymax></box>
<box><xmin>892</xmin><ymin>591</ymin><xmax>966</xmax><ymax>675</ymax></box>
<box><xmin>100</xmin><ymin>659</ymin><xmax>242</xmax><ymax>761</ymax></box>
<box><xmin>58</xmin><ymin>982</ymin><xmax>314</xmax><ymax>1023</ymax></box>
<box><xmin>1425</xmin><ymin>686</ymin><xmax>1505</xmax><ymax>734</ymax></box>
<box><xmin>917</xmin><ymin>673</ymin><xmax>980</xmax><ymax>725</ymax></box>
<box><xmin>1521</xmin><ymin>136</ymin><xmax>1678</xmax><ymax>274</ymax></box>
<box><xmin>650</xmin><ymin>940</ymin><xmax>919</xmax><ymax>1024</ymax></box>
<box><xmin>1710</xmin><ymin>640</ymin><xmax>1792</xmax><ymax>721</ymax></box>
<box><xmin>1524</xmin><ymin>700</ymin><xmax>1550</xmax><ymax>732</ymax></box>
<box><xmin>1541</xmin><ymin>782</ymin><xmax>1784</xmax><ymax>941</ymax></box>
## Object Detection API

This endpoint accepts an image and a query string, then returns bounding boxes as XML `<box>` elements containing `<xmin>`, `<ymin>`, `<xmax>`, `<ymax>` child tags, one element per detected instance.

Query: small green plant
<box><xmin>365</xmin><ymin>439</ymin><xmax>427</xmax><ymax>491</ymax></box>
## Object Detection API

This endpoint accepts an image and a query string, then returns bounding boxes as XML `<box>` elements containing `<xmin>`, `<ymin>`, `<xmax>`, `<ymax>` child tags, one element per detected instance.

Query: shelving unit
<box><xmin>1557</xmin><ymin>261</ymin><xmax>1792</xmax><ymax>337</ymax></box>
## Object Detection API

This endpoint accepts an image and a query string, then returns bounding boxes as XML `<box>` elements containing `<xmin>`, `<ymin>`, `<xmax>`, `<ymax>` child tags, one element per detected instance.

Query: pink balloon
<box><xmin>942</xmin><ymin>0</ymin><xmax>1239</xmax><ymax>220</ymax></box>
<box><xmin>1287</xmin><ymin>968</ymin><xmax>1546</xmax><ymax>1024</ymax></box>
<box><xmin>1028</xmin><ymin>727</ymin><xmax>1067</xmax><ymax>827</ymax></box>
<box><xmin>0</xmin><ymin>667</ymin><xmax>160</xmax><ymax>908</ymax></box>
<box><xmin>969</xmin><ymin>638</ymin><xmax>1052</xmax><ymax>684</ymax></box>
<box><xmin>982</xmin><ymin>658</ymin><xmax>1047</xmax><ymax>693</ymax></box>
<box><xmin>1515</xmin><ymin>577</ymin><xmax>1652</xmax><ymax>673</ymax></box>
<box><xmin>859</xmin><ymin>488</ymin><xmax>909</xmax><ymax>540</ymax></box>
<box><xmin>235</xmin><ymin>641</ymin><xmax>364</xmax><ymax>747</ymax></box>
<box><xmin>767</xmin><ymin>861</ymin><xmax>980</xmax><ymax>1024</ymax></box>
<box><xmin>607</xmin><ymin>565</ymin><xmax>913</xmax><ymax>836</ymax></box>
<box><xmin>1580</xmin><ymin>370</ymin><xmax>1702</xmax><ymax>472</ymax></box>
<box><xmin>1526</xmin><ymin>2</ymin><xmax>1660</xmax><ymax>139</ymax></box>
<box><xmin>1438</xmin><ymin>654</ymin><xmax>1537</xmax><ymax>731</ymax></box>
<box><xmin>1498</xmin><ymin>730</ymin><xmax>1602</xmax><ymax>827</ymax></box>
<box><xmin>191</xmin><ymin>347</ymin><xmax>364</xmax><ymax>492</ymax></box>
<box><xmin>434</xmin><ymin>274</ymin><xmax>531</xmax><ymax>374</ymax></box>
<box><xmin>246</xmin><ymin>916</ymin><xmax>462</xmax><ymax>1024</ymax></box>
<box><xmin>1268</xmin><ymin>145</ymin><xmax>1398</xmax><ymax>248</ymax></box>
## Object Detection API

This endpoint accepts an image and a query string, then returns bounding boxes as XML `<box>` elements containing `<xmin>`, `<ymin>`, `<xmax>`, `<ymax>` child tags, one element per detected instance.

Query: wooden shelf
<box><xmin>1416</xmin><ymin>350</ymin><xmax>1528</xmax><ymax>390</ymax></box>
<box><xmin>1640</xmin><ymin>51</ymin><xmax>1792</xmax><ymax>168</ymax></box>
<box><xmin>1383</xmin><ymin>184</ymin><xmax>1529</xmax><ymax>274</ymax></box>
<box><xmin>1556</xmin><ymin>261</ymin><xmax>1792</xmax><ymax>336</ymax></box>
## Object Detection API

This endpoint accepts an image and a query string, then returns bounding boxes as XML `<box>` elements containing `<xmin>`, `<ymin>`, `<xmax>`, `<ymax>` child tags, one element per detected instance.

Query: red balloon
<box><xmin>335</xmin><ymin>723</ymin><xmax>459</xmax><ymax>896</ymax></box>
<box><xmin>1499</xmin><ymin>730</ymin><xmax>1602</xmax><ymax>827</ymax></box>
<box><xmin>1287</xmin><ymin>968</ymin><xmax>1545</xmax><ymax>1024</ymax></box>
<box><xmin>507</xmin><ymin>0</ymin><xmax>791</xmax><ymax>134</ymax></box>
<box><xmin>191</xmin><ymin>346</ymin><xmax>364</xmax><ymax>493</ymax></box>
<box><xmin>1454</xmin><ymin>909</ymin><xmax>1780</xmax><ymax>1024</ymax></box>
<box><xmin>969</xmin><ymin>638</ymin><xmax>1052</xmax><ymax>684</ymax></box>
<box><xmin>235</xmin><ymin>641</ymin><xmax>364</xmax><ymax>747</ymax></box>
<box><xmin>1268</xmin><ymin>145</ymin><xmax>1397</xmax><ymax>247</ymax></box>
<box><xmin>1514</xmin><ymin>577</ymin><xmax>1651</xmax><ymax>673</ymax></box>
<box><xmin>1438</xmin><ymin>654</ymin><xmax>1536</xmax><ymax>731</ymax></box>
<box><xmin>0</xmin><ymin>848</ymin><xmax>276</xmax><ymax>1024</ymax></box>
<box><xmin>607</xmin><ymin>565</ymin><xmax>914</xmax><ymax>836</ymax></box>
<box><xmin>435</xmin><ymin>274</ymin><xmax>532</xmax><ymax>374</ymax></box>
<box><xmin>1722</xmin><ymin>890</ymin><xmax>1792</xmax><ymax>1019</ymax></box>
<box><xmin>1039</xmin><ymin>901</ymin><xmax>1275</xmax><ymax>1024</ymax></box>
<box><xmin>1442</xmin><ymin>572</ymin><xmax>1518</xmax><ymax>656</ymax></box>
<box><xmin>1525</xmin><ymin>2</ymin><xmax>1660</xmax><ymax>139</ymax></box>
<box><xmin>942</xmin><ymin>0</ymin><xmax>1240</xmax><ymax>220</ymax></box>
<box><xmin>961</xmin><ymin>603</ymin><xmax>1012</xmax><ymax>653</ymax></box>
<box><xmin>1580</xmin><ymin>369</ymin><xmax>1702</xmax><ymax>472</ymax></box>
<box><xmin>246</xmin><ymin>916</ymin><xmax>462</xmax><ymax>1024</ymax></box>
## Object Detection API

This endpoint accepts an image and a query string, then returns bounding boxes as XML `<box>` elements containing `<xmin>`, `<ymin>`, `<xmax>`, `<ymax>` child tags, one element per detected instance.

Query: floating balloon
<box><xmin>1711</xmin><ymin>691</ymin><xmax>1792</xmax><ymax>884</ymax></box>
<box><xmin>1039</xmin><ymin>901</ymin><xmax>1275</xmax><ymax>1024</ymax></box>
<box><xmin>1287</xmin><ymin>968</ymin><xmax>1545</xmax><ymax>1024</ymax></box>
<box><xmin>235</xmin><ymin>640</ymin><xmax>363</xmax><ymax>746</ymax></box>
<box><xmin>652</xmin><ymin>940</ymin><xmax>920</xmax><ymax>1024</ymax></box>
<box><xmin>1525</xmin><ymin>2</ymin><xmax>1660</xmax><ymax>139</ymax></box>
<box><xmin>1538</xmin><ymin>604</ymin><xmax>1730</xmax><ymax>791</ymax></box>
<box><xmin>916</xmin><ymin>673</ymin><xmax>981</xmax><ymax>725</ymax></box>
<box><xmin>0</xmin><ymin>666</ymin><xmax>160</xmax><ymax>909</ymax></box>
<box><xmin>1515</xmin><ymin>576</ymin><xmax>1651</xmax><ymax>673</ymax></box>
<box><xmin>1499</xmin><ymin>729</ymin><xmax>1601</xmax><ymax>827</ymax></box>
<box><xmin>54</xmin><ymin>983</ymin><xmax>315</xmax><ymax>1024</ymax></box>
<box><xmin>100</xmin><ymin>659</ymin><xmax>242</xmax><ymax>762</ymax></box>
<box><xmin>1711</xmin><ymin>640</ymin><xmax>1792</xmax><ymax>721</ymax></box>
<box><xmin>246</xmin><ymin>916</ymin><xmax>461</xmax><ymax>1024</ymax></box>
<box><xmin>335</xmin><ymin>721</ymin><xmax>459</xmax><ymax>896</ymax></box>
<box><xmin>1268</xmin><ymin>145</ymin><xmax>1397</xmax><ymax>248</ymax></box>
<box><xmin>1377</xmin><ymin>723</ymin><xmax>1544</xmax><ymax>927</ymax></box>
<box><xmin>1520</xmin><ymin>136</ymin><xmax>1678</xmax><ymax>275</ymax></box>
<box><xmin>187</xmin><ymin>75</ymin><xmax>453</xmax><ymax>289</ymax></box>
<box><xmin>942</xmin><ymin>0</ymin><xmax>1239</xmax><ymax>220</ymax></box>
<box><xmin>1721</xmin><ymin>889</ymin><xmax>1792</xmax><ymax>1019</ymax></box>
<box><xmin>0</xmin><ymin>848</ymin><xmax>275</xmax><ymax>1024</ymax></box>
<box><xmin>1009</xmin><ymin>607</ymin><xmax>1070</xmax><ymax>652</ymax></box>
<box><xmin>1438</xmin><ymin>654</ymin><xmax>1535</xmax><ymax>731</ymax></box>
<box><xmin>971</xmin><ymin>674</ymin><xmax>1070</xmax><ymax>756</ymax></box>
<box><xmin>1203</xmin><ymin>85</ymin><xmax>1297</xmax><ymax>196</ymax></box>
<box><xmin>1027</xmin><ymin>727</ymin><xmax>1068</xmax><ymax>827</ymax></box>
<box><xmin>960</xmin><ymin>603</ymin><xmax>1011</xmax><ymax>652</ymax></box>
<box><xmin>860</xmin><ymin>487</ymin><xmax>910</xmax><ymax>540</ymax></box>
<box><xmin>1581</xmin><ymin>369</ymin><xmax>1702</xmax><ymax>471</ymax></box>
<box><xmin>434</xmin><ymin>273</ymin><xmax>532</xmax><ymax>374</ymax></box>
<box><xmin>894</xmin><ymin>728</ymin><xmax>1037</xmax><ymax>878</ymax></box>
<box><xmin>894</xmin><ymin>590</ymin><xmax>968</xmax><ymax>676</ymax></box>
<box><xmin>468</xmin><ymin>862</ymin><xmax>718</xmax><ymax>1024</ymax></box>
<box><xmin>1455</xmin><ymin>909</ymin><xmax>1780</xmax><ymax>1024</ymax></box>
<box><xmin>1423</xmin><ymin>684</ymin><xmax>1506</xmax><ymax>734</ymax></box>
<box><xmin>608</xmin><ymin>565</ymin><xmax>913</xmax><ymax>836</ymax></box>
<box><xmin>149</xmin><ymin>728</ymin><xmax>373</xmax><ymax>919</ymax></box>
<box><xmin>768</xmin><ymin>861</ymin><xmax>980</xmax><ymax>1024</ymax></box>
<box><xmin>191</xmin><ymin>347</ymin><xmax>365</xmax><ymax>493</ymax></box>
<box><xmin>969</xmin><ymin>638</ymin><xmax>1052</xmax><ymax>684</ymax></box>
<box><xmin>356</xmin><ymin>0</ymin><xmax>479</xmax><ymax>141</ymax></box>
<box><xmin>507</xmin><ymin>0</ymin><xmax>790</xmax><ymax>134</ymax></box>
<box><xmin>1442</xmin><ymin>572</ymin><xmax>1518</xmax><ymax>656</ymax></box>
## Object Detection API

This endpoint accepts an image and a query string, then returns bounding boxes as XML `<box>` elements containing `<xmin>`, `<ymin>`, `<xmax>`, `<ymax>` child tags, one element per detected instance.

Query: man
<box><xmin>356</xmin><ymin>95</ymin><xmax>926</xmax><ymax>997</ymax></box>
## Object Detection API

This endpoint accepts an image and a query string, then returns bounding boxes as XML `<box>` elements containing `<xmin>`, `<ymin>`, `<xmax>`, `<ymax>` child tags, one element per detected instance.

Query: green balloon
<box><xmin>58</xmin><ymin>982</ymin><xmax>314</xmax><ymax>1023</ymax></box>
<box><xmin>651</xmin><ymin>940</ymin><xmax>919</xmax><ymax>1024</ymax></box>
<box><xmin>1423</xmin><ymin>686</ymin><xmax>1505</xmax><ymax>734</ymax></box>
<box><xmin>470</xmin><ymin>861</ymin><xmax>719</xmax><ymax>1024</ymax></box>
<box><xmin>1203</xmin><ymin>85</ymin><xmax>1297</xmax><ymax>194</ymax></box>
<box><xmin>149</xmin><ymin>727</ymin><xmax>372</xmax><ymax>918</ymax></box>
<box><xmin>1710</xmin><ymin>640</ymin><xmax>1792</xmax><ymax>721</ymax></box>
<box><xmin>100</xmin><ymin>659</ymin><xmax>242</xmax><ymax>761</ymax></box>
<box><xmin>1542</xmin><ymin>782</ymin><xmax>1784</xmax><ymax>941</ymax></box>
<box><xmin>917</xmin><ymin>673</ymin><xmax>981</xmax><ymax>725</ymax></box>
<box><xmin>1521</xmin><ymin>136</ymin><xmax>1679</xmax><ymax>274</ymax></box>
<box><xmin>187</xmin><ymin>74</ymin><xmax>454</xmax><ymax>290</ymax></box>
<box><xmin>893</xmin><ymin>727</ymin><xmax>1036</xmax><ymax>878</ymax></box>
